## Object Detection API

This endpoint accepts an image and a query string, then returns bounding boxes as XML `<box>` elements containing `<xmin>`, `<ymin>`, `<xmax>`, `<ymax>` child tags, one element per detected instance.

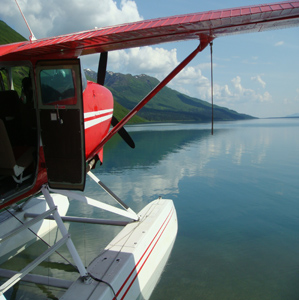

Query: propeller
<box><xmin>97</xmin><ymin>52</ymin><xmax>135</xmax><ymax>149</ymax></box>
<box><xmin>97</xmin><ymin>52</ymin><xmax>108</xmax><ymax>86</ymax></box>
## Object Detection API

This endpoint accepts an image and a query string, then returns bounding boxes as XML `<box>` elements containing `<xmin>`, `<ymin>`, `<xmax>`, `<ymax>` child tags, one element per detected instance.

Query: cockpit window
<box><xmin>39</xmin><ymin>68</ymin><xmax>77</xmax><ymax>105</ymax></box>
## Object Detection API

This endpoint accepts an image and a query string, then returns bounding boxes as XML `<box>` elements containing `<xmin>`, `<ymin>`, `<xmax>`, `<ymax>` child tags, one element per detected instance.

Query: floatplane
<box><xmin>0</xmin><ymin>1</ymin><xmax>298</xmax><ymax>299</ymax></box>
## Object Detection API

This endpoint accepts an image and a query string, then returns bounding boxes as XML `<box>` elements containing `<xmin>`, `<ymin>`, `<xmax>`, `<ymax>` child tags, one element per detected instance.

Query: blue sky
<box><xmin>1</xmin><ymin>0</ymin><xmax>298</xmax><ymax>118</ymax></box>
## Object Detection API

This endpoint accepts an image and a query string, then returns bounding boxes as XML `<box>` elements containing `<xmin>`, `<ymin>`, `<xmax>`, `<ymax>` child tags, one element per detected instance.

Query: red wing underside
<box><xmin>0</xmin><ymin>1</ymin><xmax>299</xmax><ymax>61</ymax></box>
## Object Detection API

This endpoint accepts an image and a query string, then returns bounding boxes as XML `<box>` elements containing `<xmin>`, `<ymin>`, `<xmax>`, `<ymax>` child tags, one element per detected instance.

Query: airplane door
<box><xmin>36</xmin><ymin>60</ymin><xmax>86</xmax><ymax>190</ymax></box>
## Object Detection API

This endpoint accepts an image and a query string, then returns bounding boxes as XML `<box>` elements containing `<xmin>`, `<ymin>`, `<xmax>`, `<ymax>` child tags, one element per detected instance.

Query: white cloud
<box><xmin>171</xmin><ymin>65</ymin><xmax>210</xmax><ymax>97</ymax></box>
<box><xmin>258</xmin><ymin>91</ymin><xmax>272</xmax><ymax>103</ymax></box>
<box><xmin>275</xmin><ymin>41</ymin><xmax>284</xmax><ymax>46</ymax></box>
<box><xmin>229</xmin><ymin>76</ymin><xmax>271</xmax><ymax>103</ymax></box>
<box><xmin>231</xmin><ymin>76</ymin><xmax>243</xmax><ymax>94</ymax></box>
<box><xmin>109</xmin><ymin>47</ymin><xmax>178</xmax><ymax>76</ymax></box>
<box><xmin>1</xmin><ymin>0</ymin><xmax>143</xmax><ymax>39</ymax></box>
<box><xmin>231</xmin><ymin>76</ymin><xmax>271</xmax><ymax>103</ymax></box>
<box><xmin>251</xmin><ymin>75</ymin><xmax>266</xmax><ymax>88</ymax></box>
<box><xmin>199</xmin><ymin>75</ymin><xmax>273</xmax><ymax>111</ymax></box>
<box><xmin>106</xmin><ymin>47</ymin><xmax>211</xmax><ymax>100</ymax></box>
<box><xmin>105</xmin><ymin>46</ymin><xmax>274</xmax><ymax>111</ymax></box>
<box><xmin>214</xmin><ymin>84</ymin><xmax>232</xmax><ymax>99</ymax></box>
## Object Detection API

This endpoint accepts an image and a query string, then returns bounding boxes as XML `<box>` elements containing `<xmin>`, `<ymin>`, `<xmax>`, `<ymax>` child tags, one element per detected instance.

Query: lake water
<box><xmin>1</xmin><ymin>118</ymin><xmax>299</xmax><ymax>299</ymax></box>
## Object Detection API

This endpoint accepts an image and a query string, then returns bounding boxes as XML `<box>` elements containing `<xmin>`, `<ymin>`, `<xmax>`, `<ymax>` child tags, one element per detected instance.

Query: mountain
<box><xmin>85</xmin><ymin>69</ymin><xmax>255</xmax><ymax>122</ymax></box>
<box><xmin>0</xmin><ymin>21</ymin><xmax>26</xmax><ymax>45</ymax></box>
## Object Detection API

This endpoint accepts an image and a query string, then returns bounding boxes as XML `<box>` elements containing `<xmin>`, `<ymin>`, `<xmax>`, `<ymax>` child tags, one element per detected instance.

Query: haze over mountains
<box><xmin>285</xmin><ymin>113</ymin><xmax>299</xmax><ymax>118</ymax></box>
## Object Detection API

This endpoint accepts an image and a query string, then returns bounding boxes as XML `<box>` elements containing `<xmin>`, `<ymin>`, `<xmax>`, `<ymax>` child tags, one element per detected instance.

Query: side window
<box><xmin>0</xmin><ymin>66</ymin><xmax>31</xmax><ymax>95</ymax></box>
<box><xmin>39</xmin><ymin>68</ymin><xmax>77</xmax><ymax>105</ymax></box>
<box><xmin>12</xmin><ymin>66</ymin><xmax>31</xmax><ymax>97</ymax></box>
<box><xmin>0</xmin><ymin>68</ymin><xmax>9</xmax><ymax>91</ymax></box>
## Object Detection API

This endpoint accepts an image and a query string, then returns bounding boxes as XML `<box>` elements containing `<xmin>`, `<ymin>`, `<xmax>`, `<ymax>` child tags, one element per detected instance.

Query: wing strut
<box><xmin>90</xmin><ymin>38</ymin><xmax>212</xmax><ymax>157</ymax></box>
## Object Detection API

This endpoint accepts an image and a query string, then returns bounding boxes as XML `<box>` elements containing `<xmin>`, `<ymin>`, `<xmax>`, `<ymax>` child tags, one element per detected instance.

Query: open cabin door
<box><xmin>36</xmin><ymin>59</ymin><xmax>85</xmax><ymax>190</ymax></box>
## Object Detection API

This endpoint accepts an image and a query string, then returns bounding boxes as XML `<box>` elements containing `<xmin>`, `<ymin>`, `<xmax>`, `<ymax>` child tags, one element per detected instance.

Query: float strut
<box><xmin>41</xmin><ymin>185</ymin><xmax>91</xmax><ymax>283</ymax></box>
<box><xmin>87</xmin><ymin>171</ymin><xmax>138</xmax><ymax>220</ymax></box>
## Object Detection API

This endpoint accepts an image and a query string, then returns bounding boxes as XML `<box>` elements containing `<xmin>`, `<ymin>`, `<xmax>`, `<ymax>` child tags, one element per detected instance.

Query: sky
<box><xmin>1</xmin><ymin>0</ymin><xmax>298</xmax><ymax>118</ymax></box>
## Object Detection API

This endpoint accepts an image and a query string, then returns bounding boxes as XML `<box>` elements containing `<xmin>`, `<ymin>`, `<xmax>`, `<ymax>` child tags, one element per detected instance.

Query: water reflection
<box><xmin>94</xmin><ymin>127</ymin><xmax>210</xmax><ymax>201</ymax></box>
<box><xmin>94</xmin><ymin>121</ymin><xmax>282</xmax><ymax>203</ymax></box>
<box><xmin>2</xmin><ymin>119</ymin><xmax>299</xmax><ymax>300</ymax></box>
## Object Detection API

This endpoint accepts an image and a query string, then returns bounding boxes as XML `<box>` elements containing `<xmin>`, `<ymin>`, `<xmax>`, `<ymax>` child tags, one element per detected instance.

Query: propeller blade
<box><xmin>97</xmin><ymin>52</ymin><xmax>135</xmax><ymax>149</ymax></box>
<box><xmin>97</xmin><ymin>52</ymin><xmax>108</xmax><ymax>86</ymax></box>
<box><xmin>111</xmin><ymin>116</ymin><xmax>135</xmax><ymax>149</ymax></box>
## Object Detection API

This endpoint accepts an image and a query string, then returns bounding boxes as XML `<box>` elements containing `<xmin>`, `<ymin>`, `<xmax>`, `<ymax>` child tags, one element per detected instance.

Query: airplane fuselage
<box><xmin>0</xmin><ymin>58</ymin><xmax>113</xmax><ymax>210</ymax></box>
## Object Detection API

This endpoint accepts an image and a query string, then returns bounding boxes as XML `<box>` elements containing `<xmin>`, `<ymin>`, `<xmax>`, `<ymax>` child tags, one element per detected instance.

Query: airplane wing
<box><xmin>0</xmin><ymin>1</ymin><xmax>299</xmax><ymax>61</ymax></box>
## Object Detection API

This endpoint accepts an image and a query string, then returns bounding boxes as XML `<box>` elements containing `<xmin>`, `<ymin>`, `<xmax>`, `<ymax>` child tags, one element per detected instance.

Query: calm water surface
<box><xmin>1</xmin><ymin>118</ymin><xmax>299</xmax><ymax>299</ymax></box>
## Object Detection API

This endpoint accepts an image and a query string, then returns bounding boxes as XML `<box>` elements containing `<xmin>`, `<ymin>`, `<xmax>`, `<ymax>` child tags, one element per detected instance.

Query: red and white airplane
<box><xmin>0</xmin><ymin>1</ymin><xmax>298</xmax><ymax>299</ymax></box>
<box><xmin>0</xmin><ymin>0</ymin><xmax>298</xmax><ymax>210</ymax></box>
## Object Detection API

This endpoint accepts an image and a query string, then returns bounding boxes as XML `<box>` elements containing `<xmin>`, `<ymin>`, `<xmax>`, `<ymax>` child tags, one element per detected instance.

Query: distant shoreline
<box><xmin>262</xmin><ymin>116</ymin><xmax>299</xmax><ymax>120</ymax></box>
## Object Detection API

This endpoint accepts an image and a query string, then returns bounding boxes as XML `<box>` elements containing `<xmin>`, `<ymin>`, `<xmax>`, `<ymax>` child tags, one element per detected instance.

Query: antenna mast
<box><xmin>210</xmin><ymin>42</ymin><xmax>214</xmax><ymax>135</ymax></box>
<box><xmin>15</xmin><ymin>0</ymin><xmax>36</xmax><ymax>42</ymax></box>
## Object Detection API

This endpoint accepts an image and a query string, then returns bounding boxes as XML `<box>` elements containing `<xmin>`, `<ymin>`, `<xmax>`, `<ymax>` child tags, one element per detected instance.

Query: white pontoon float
<box><xmin>0</xmin><ymin>173</ymin><xmax>177</xmax><ymax>300</ymax></box>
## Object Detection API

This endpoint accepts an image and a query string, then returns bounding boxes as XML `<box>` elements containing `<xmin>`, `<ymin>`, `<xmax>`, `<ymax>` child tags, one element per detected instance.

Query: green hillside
<box><xmin>104</xmin><ymin>72</ymin><xmax>254</xmax><ymax>122</ymax></box>
<box><xmin>0</xmin><ymin>20</ymin><xmax>26</xmax><ymax>45</ymax></box>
